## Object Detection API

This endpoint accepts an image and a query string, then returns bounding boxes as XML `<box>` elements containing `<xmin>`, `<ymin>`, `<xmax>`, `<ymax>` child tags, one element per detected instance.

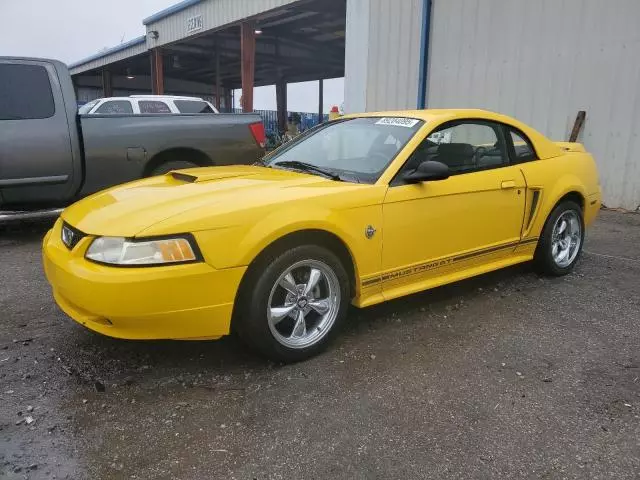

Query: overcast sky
<box><xmin>0</xmin><ymin>0</ymin><xmax>344</xmax><ymax>112</ymax></box>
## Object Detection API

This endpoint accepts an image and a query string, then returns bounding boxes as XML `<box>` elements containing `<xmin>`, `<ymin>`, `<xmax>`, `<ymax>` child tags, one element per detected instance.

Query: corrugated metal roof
<box><xmin>142</xmin><ymin>0</ymin><xmax>203</xmax><ymax>25</ymax></box>
<box><xmin>68</xmin><ymin>36</ymin><xmax>148</xmax><ymax>75</ymax></box>
<box><xmin>144</xmin><ymin>0</ymin><xmax>300</xmax><ymax>48</ymax></box>
<box><xmin>68</xmin><ymin>36</ymin><xmax>146</xmax><ymax>69</ymax></box>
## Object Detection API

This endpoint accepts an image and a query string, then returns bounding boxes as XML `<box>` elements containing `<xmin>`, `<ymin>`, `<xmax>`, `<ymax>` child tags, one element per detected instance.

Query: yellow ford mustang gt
<box><xmin>43</xmin><ymin>109</ymin><xmax>601</xmax><ymax>362</ymax></box>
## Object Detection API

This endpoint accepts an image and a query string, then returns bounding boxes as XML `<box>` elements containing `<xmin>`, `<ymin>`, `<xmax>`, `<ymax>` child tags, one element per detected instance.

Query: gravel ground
<box><xmin>1</xmin><ymin>210</ymin><xmax>639</xmax><ymax>480</ymax></box>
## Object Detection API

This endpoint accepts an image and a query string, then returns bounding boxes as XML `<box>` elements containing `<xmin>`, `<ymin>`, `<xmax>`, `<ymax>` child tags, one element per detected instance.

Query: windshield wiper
<box><xmin>273</xmin><ymin>161</ymin><xmax>343</xmax><ymax>181</ymax></box>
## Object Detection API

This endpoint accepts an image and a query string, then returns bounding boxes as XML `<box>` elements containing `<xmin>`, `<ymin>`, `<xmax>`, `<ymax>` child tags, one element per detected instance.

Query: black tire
<box><xmin>534</xmin><ymin>200</ymin><xmax>585</xmax><ymax>276</ymax></box>
<box><xmin>150</xmin><ymin>160</ymin><xmax>199</xmax><ymax>176</ymax></box>
<box><xmin>235</xmin><ymin>244</ymin><xmax>350</xmax><ymax>363</ymax></box>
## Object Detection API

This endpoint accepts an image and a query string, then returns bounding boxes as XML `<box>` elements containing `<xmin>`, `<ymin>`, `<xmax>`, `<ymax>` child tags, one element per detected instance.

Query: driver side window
<box><xmin>401</xmin><ymin>121</ymin><xmax>509</xmax><ymax>178</ymax></box>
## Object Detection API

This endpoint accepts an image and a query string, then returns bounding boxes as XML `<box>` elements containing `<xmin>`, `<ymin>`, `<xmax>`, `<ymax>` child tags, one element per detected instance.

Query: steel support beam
<box><xmin>215</xmin><ymin>36</ymin><xmax>222</xmax><ymax>111</ymax></box>
<box><xmin>275</xmin><ymin>37</ymin><xmax>287</xmax><ymax>134</ymax></box>
<box><xmin>101</xmin><ymin>69</ymin><xmax>113</xmax><ymax>97</ymax></box>
<box><xmin>276</xmin><ymin>79</ymin><xmax>287</xmax><ymax>134</ymax></box>
<box><xmin>240</xmin><ymin>21</ymin><xmax>256</xmax><ymax>112</ymax></box>
<box><xmin>318</xmin><ymin>79</ymin><xmax>324</xmax><ymax>124</ymax></box>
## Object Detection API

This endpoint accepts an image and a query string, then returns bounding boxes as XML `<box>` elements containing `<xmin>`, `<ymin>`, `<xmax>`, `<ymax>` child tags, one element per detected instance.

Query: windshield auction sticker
<box><xmin>375</xmin><ymin>117</ymin><xmax>420</xmax><ymax>128</ymax></box>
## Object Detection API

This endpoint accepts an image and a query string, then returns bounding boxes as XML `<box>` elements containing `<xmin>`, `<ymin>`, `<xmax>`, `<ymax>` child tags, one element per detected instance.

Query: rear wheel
<box><xmin>150</xmin><ymin>160</ymin><xmax>198</xmax><ymax>176</ymax></box>
<box><xmin>534</xmin><ymin>200</ymin><xmax>584</xmax><ymax>276</ymax></box>
<box><xmin>235</xmin><ymin>245</ymin><xmax>350</xmax><ymax>363</ymax></box>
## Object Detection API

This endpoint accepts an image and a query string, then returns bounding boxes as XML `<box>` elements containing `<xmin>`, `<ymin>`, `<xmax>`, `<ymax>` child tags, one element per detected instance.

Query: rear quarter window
<box><xmin>0</xmin><ymin>64</ymin><xmax>55</xmax><ymax>120</ymax></box>
<box><xmin>139</xmin><ymin>101</ymin><xmax>172</xmax><ymax>114</ymax></box>
<box><xmin>174</xmin><ymin>100</ymin><xmax>214</xmax><ymax>113</ymax></box>
<box><xmin>94</xmin><ymin>100</ymin><xmax>133</xmax><ymax>114</ymax></box>
<box><xmin>509</xmin><ymin>129</ymin><xmax>537</xmax><ymax>162</ymax></box>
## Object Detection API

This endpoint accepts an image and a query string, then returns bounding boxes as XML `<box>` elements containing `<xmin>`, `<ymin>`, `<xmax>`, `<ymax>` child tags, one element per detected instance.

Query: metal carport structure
<box><xmin>70</xmin><ymin>0</ymin><xmax>346</xmax><ymax>133</ymax></box>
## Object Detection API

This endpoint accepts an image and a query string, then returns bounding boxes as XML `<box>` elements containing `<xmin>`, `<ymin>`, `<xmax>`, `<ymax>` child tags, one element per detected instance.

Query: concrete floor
<box><xmin>1</xmin><ymin>210</ymin><xmax>639</xmax><ymax>479</ymax></box>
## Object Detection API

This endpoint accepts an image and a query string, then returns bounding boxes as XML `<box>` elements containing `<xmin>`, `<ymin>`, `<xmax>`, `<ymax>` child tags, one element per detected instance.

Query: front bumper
<box><xmin>42</xmin><ymin>220</ymin><xmax>246</xmax><ymax>340</ymax></box>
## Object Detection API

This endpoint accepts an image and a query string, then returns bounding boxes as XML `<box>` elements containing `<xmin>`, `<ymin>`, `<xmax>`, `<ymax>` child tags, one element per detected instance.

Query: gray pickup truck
<box><xmin>0</xmin><ymin>57</ymin><xmax>265</xmax><ymax>221</ymax></box>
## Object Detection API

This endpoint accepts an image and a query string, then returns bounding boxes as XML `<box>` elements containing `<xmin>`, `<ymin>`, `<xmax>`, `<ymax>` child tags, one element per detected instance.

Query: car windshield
<box><xmin>264</xmin><ymin>117</ymin><xmax>423</xmax><ymax>183</ymax></box>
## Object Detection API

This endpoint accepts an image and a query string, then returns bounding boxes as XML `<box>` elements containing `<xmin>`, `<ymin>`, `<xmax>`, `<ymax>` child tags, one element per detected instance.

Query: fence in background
<box><xmin>233</xmin><ymin>109</ymin><xmax>329</xmax><ymax>134</ymax></box>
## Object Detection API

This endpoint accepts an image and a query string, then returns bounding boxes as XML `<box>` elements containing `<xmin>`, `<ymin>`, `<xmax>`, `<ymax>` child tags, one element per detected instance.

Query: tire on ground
<box><xmin>234</xmin><ymin>244</ymin><xmax>350</xmax><ymax>363</ymax></box>
<box><xmin>534</xmin><ymin>200</ymin><xmax>585</xmax><ymax>276</ymax></box>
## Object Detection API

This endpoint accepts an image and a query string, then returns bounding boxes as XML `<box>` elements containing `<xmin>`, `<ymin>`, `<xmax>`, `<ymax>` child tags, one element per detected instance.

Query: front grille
<box><xmin>61</xmin><ymin>222</ymin><xmax>86</xmax><ymax>250</ymax></box>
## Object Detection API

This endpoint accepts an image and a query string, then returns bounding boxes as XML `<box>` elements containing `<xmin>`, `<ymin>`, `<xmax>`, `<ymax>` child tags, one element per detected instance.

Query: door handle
<box><xmin>501</xmin><ymin>180</ymin><xmax>516</xmax><ymax>189</ymax></box>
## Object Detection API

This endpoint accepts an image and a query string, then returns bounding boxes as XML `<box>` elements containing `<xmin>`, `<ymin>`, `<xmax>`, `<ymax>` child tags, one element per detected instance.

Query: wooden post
<box><xmin>569</xmin><ymin>110</ymin><xmax>586</xmax><ymax>142</ymax></box>
<box><xmin>240</xmin><ymin>21</ymin><xmax>256</xmax><ymax>112</ymax></box>
<box><xmin>150</xmin><ymin>48</ymin><xmax>164</xmax><ymax>95</ymax></box>
<box><xmin>318</xmin><ymin>79</ymin><xmax>324</xmax><ymax>124</ymax></box>
<box><xmin>101</xmin><ymin>69</ymin><xmax>113</xmax><ymax>97</ymax></box>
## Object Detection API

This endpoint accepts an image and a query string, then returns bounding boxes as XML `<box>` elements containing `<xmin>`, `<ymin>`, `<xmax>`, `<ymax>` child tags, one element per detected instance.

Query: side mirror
<box><xmin>403</xmin><ymin>160</ymin><xmax>450</xmax><ymax>183</ymax></box>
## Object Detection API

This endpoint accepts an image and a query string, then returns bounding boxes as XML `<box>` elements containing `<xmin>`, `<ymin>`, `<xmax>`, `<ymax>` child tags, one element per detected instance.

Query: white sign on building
<box><xmin>186</xmin><ymin>15</ymin><xmax>203</xmax><ymax>34</ymax></box>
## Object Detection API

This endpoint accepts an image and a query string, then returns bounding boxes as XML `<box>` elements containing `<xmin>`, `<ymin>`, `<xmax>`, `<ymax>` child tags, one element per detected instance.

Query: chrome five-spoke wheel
<box><xmin>535</xmin><ymin>200</ymin><xmax>584</xmax><ymax>276</ymax></box>
<box><xmin>267</xmin><ymin>260</ymin><xmax>341</xmax><ymax>349</ymax></box>
<box><xmin>551</xmin><ymin>210</ymin><xmax>582</xmax><ymax>268</ymax></box>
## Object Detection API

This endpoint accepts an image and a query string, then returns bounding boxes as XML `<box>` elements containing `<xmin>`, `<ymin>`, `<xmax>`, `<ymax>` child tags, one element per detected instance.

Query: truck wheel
<box><xmin>235</xmin><ymin>244</ymin><xmax>350</xmax><ymax>363</ymax></box>
<box><xmin>151</xmin><ymin>161</ymin><xmax>199</xmax><ymax>176</ymax></box>
<box><xmin>534</xmin><ymin>200</ymin><xmax>585</xmax><ymax>276</ymax></box>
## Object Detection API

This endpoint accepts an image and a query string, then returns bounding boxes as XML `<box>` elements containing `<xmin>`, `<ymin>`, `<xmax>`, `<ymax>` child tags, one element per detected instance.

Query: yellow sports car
<box><xmin>43</xmin><ymin>109</ymin><xmax>601</xmax><ymax>362</ymax></box>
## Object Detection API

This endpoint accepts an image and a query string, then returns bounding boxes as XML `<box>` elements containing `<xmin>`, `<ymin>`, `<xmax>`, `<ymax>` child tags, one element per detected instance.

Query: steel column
<box><xmin>318</xmin><ymin>79</ymin><xmax>324</xmax><ymax>124</ymax></box>
<box><xmin>150</xmin><ymin>48</ymin><xmax>164</xmax><ymax>95</ymax></box>
<box><xmin>215</xmin><ymin>36</ymin><xmax>222</xmax><ymax>111</ymax></box>
<box><xmin>101</xmin><ymin>69</ymin><xmax>113</xmax><ymax>97</ymax></box>
<box><xmin>240</xmin><ymin>21</ymin><xmax>256</xmax><ymax>112</ymax></box>
<box><xmin>276</xmin><ymin>80</ymin><xmax>287</xmax><ymax>134</ymax></box>
<box><xmin>275</xmin><ymin>37</ymin><xmax>287</xmax><ymax>133</ymax></box>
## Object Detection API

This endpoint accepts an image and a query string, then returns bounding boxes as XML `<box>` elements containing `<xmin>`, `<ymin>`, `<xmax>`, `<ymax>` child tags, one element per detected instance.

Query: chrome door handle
<box><xmin>501</xmin><ymin>180</ymin><xmax>516</xmax><ymax>189</ymax></box>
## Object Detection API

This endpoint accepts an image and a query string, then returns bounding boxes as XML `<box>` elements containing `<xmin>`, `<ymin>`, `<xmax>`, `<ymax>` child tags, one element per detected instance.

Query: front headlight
<box><xmin>85</xmin><ymin>235</ymin><xmax>200</xmax><ymax>266</ymax></box>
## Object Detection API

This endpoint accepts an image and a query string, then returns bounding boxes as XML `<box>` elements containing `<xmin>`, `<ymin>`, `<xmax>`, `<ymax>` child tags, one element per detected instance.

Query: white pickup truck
<box><xmin>79</xmin><ymin>95</ymin><xmax>219</xmax><ymax>115</ymax></box>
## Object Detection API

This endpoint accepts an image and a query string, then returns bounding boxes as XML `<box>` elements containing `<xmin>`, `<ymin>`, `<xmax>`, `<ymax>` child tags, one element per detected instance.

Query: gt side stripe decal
<box><xmin>361</xmin><ymin>237</ymin><xmax>539</xmax><ymax>287</ymax></box>
<box><xmin>518</xmin><ymin>237</ymin><xmax>540</xmax><ymax>246</ymax></box>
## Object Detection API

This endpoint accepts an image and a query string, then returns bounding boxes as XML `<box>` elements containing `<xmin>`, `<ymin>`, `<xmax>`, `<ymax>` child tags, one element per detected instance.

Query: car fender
<box><xmin>530</xmin><ymin>173</ymin><xmax>588</xmax><ymax>235</ymax></box>
<box><xmin>194</xmin><ymin>202</ymin><xmax>382</xmax><ymax>282</ymax></box>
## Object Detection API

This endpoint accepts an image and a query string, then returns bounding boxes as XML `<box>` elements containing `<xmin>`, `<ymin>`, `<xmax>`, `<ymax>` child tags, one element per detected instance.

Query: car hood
<box><xmin>62</xmin><ymin>165</ymin><xmax>365</xmax><ymax>237</ymax></box>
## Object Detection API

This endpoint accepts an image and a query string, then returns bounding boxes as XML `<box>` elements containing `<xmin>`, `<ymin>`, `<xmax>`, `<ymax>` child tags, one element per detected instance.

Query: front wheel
<box><xmin>235</xmin><ymin>245</ymin><xmax>350</xmax><ymax>363</ymax></box>
<box><xmin>534</xmin><ymin>200</ymin><xmax>585</xmax><ymax>276</ymax></box>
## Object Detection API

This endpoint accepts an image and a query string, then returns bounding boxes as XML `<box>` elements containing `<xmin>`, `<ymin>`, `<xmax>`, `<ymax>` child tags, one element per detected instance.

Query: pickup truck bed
<box><xmin>0</xmin><ymin>57</ymin><xmax>265</xmax><ymax>218</ymax></box>
<box><xmin>77</xmin><ymin>113</ymin><xmax>264</xmax><ymax>197</ymax></box>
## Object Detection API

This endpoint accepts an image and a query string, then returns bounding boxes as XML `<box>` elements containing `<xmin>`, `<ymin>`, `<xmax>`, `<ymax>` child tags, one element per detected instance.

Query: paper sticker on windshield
<box><xmin>375</xmin><ymin>117</ymin><xmax>420</xmax><ymax>128</ymax></box>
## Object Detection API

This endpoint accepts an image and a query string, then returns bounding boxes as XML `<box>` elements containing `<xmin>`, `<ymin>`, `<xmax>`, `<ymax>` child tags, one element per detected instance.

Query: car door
<box><xmin>0</xmin><ymin>59</ymin><xmax>76</xmax><ymax>204</ymax></box>
<box><xmin>381</xmin><ymin>120</ymin><xmax>526</xmax><ymax>299</ymax></box>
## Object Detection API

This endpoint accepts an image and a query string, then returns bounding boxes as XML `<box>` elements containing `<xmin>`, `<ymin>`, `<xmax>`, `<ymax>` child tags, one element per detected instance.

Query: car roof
<box><xmin>91</xmin><ymin>96</ymin><xmax>206</xmax><ymax>102</ymax></box>
<box><xmin>344</xmin><ymin>108</ymin><xmax>511</xmax><ymax>122</ymax></box>
<box><xmin>129</xmin><ymin>95</ymin><xmax>205</xmax><ymax>101</ymax></box>
<box><xmin>343</xmin><ymin>109</ymin><xmax>562</xmax><ymax>159</ymax></box>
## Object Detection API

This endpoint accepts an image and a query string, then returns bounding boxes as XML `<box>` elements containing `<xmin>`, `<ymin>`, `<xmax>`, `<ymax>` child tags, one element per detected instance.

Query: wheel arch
<box><xmin>531</xmin><ymin>179</ymin><xmax>587</xmax><ymax>237</ymax></box>
<box><xmin>143</xmin><ymin>147</ymin><xmax>213</xmax><ymax>176</ymax></box>
<box><xmin>554</xmin><ymin>191</ymin><xmax>585</xmax><ymax>211</ymax></box>
<box><xmin>237</xmin><ymin>229</ymin><xmax>358</xmax><ymax>301</ymax></box>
